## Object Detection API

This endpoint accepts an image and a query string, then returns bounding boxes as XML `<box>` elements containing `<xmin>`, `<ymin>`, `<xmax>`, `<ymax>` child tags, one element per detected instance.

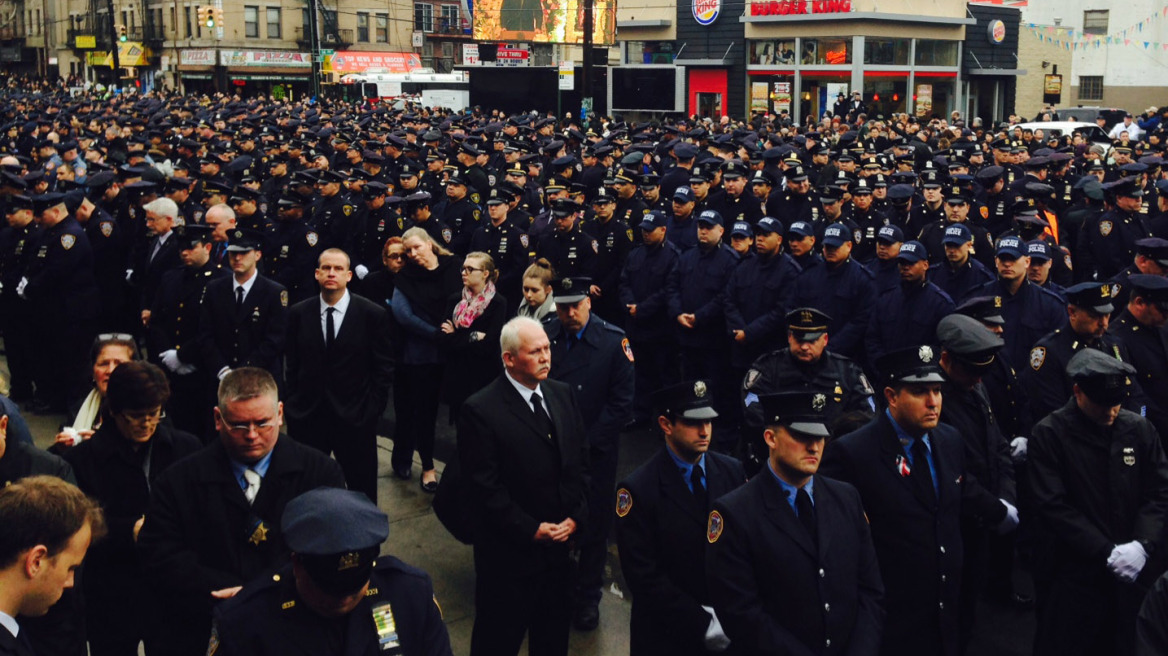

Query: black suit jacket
<box><xmin>198</xmin><ymin>274</ymin><xmax>289</xmax><ymax>381</ymax></box>
<box><xmin>457</xmin><ymin>375</ymin><xmax>589</xmax><ymax>575</ymax></box>
<box><xmin>284</xmin><ymin>293</ymin><xmax>394</xmax><ymax>427</ymax></box>
<box><xmin>707</xmin><ymin>472</ymin><xmax>884</xmax><ymax>656</ymax></box>
<box><xmin>133</xmin><ymin>232</ymin><xmax>183</xmax><ymax>310</ymax></box>
<box><xmin>615</xmin><ymin>448</ymin><xmax>746</xmax><ymax>656</ymax></box>
<box><xmin>819</xmin><ymin>414</ymin><xmax>1005</xmax><ymax>656</ymax></box>
<box><xmin>137</xmin><ymin>437</ymin><xmax>345</xmax><ymax>656</ymax></box>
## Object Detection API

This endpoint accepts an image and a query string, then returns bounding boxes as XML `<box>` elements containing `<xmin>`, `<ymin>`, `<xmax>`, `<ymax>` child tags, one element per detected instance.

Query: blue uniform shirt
<box><xmin>666</xmin><ymin>447</ymin><xmax>707</xmax><ymax>493</ymax></box>
<box><xmin>767</xmin><ymin>459</ymin><xmax>815</xmax><ymax>516</ymax></box>
<box><xmin>230</xmin><ymin>449</ymin><xmax>274</xmax><ymax>490</ymax></box>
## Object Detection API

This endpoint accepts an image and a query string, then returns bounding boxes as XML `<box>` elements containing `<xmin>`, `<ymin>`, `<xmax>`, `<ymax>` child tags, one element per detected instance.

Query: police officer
<box><xmin>265</xmin><ymin>196</ymin><xmax>322</xmax><ymax>305</ymax></box>
<box><xmin>741</xmin><ymin>307</ymin><xmax>875</xmax><ymax>472</ymax></box>
<box><xmin>469</xmin><ymin>187</ymin><xmax>530</xmax><ymax>310</ymax></box>
<box><xmin>439</xmin><ymin>173</ymin><xmax>481</xmax><ymax>255</ymax></box>
<box><xmin>405</xmin><ymin>191</ymin><xmax>453</xmax><ymax>250</ymax></box>
<box><xmin>707</xmin><ymin>391</ymin><xmax>884</xmax><ymax>656</ymax></box>
<box><xmin>146</xmin><ymin>224</ymin><xmax>230</xmax><ymax>437</ymax></box>
<box><xmin>535</xmin><ymin>198</ymin><xmax>596</xmax><ymax>279</ymax></box>
<box><xmin>865</xmin><ymin>240</ymin><xmax>955</xmax><ymax>369</ymax></box>
<box><xmin>0</xmin><ymin>195</ymin><xmax>39</xmax><ymax>402</ymax></box>
<box><xmin>867</xmin><ymin>224</ymin><xmax>903</xmax><ymax>294</ymax></box>
<box><xmin>309</xmin><ymin>170</ymin><xmax>358</xmax><ymax>252</ymax></box>
<box><xmin>611</xmin><ymin>167</ymin><xmax>649</xmax><ymax>228</ymax></box>
<box><xmin>614</xmin><ymin>379</ymin><xmax>746</xmax><ymax>655</ymax></box>
<box><xmin>919</xmin><ymin>184</ymin><xmax>995</xmax><ymax>270</ymax></box>
<box><xmin>1108</xmin><ymin>274</ymin><xmax>1168</xmax><ymax>441</ymax></box>
<box><xmin>1079</xmin><ymin>177</ymin><xmax>1154</xmax><ymax>280</ymax></box>
<box><xmin>1108</xmin><ymin>237</ymin><xmax>1168</xmax><ymax>313</ymax></box>
<box><xmin>849</xmin><ymin>177</ymin><xmax>889</xmax><ymax>264</ymax></box>
<box><xmin>665</xmin><ymin>186</ymin><xmax>700</xmax><ymax>253</ymax></box>
<box><xmin>928</xmin><ymin>223</ymin><xmax>995</xmax><ymax>302</ymax></box>
<box><xmin>1028</xmin><ymin>349</ymin><xmax>1168</xmax><ymax>656</ymax></box>
<box><xmin>619</xmin><ymin>210</ymin><xmax>681</xmax><ymax>424</ymax></box>
<box><xmin>210</xmin><ymin>487</ymin><xmax>453</xmax><ymax>656</ymax></box>
<box><xmin>583</xmin><ymin>187</ymin><xmax>633</xmax><ymax>327</ymax></box>
<box><xmin>820</xmin><ymin>345</ymin><xmax>1017</xmax><ymax>656</ymax></box>
<box><xmin>935</xmin><ymin>314</ymin><xmax>1021</xmax><ymax>647</ymax></box>
<box><xmin>541</xmin><ymin>276</ymin><xmax>634</xmax><ymax>631</ymax></box>
<box><xmin>1021</xmin><ymin>281</ymin><xmax>1141</xmax><ymax>422</ymax></box>
<box><xmin>710</xmin><ymin>160</ymin><xmax>762</xmax><ymax>226</ymax></box>
<box><xmin>793</xmin><ymin>222</ymin><xmax>875</xmax><ymax>361</ymax></box>
<box><xmin>348</xmin><ymin>181</ymin><xmax>404</xmax><ymax>285</ymax></box>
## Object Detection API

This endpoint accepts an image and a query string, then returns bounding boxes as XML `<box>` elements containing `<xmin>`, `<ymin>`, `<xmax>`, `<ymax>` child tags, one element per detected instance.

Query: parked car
<box><xmin>1053</xmin><ymin>106</ymin><xmax>1128</xmax><ymax>127</ymax></box>
<box><xmin>1012</xmin><ymin>121</ymin><xmax>1113</xmax><ymax>155</ymax></box>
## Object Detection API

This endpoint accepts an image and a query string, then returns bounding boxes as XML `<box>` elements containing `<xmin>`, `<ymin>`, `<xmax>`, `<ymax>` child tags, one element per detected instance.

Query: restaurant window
<box><xmin>244</xmin><ymin>6</ymin><xmax>259</xmax><ymax>38</ymax></box>
<box><xmin>749</xmin><ymin>39</ymin><xmax>796</xmax><ymax>65</ymax></box>
<box><xmin>914</xmin><ymin>39</ymin><xmax>958</xmax><ymax>66</ymax></box>
<box><xmin>801</xmin><ymin>38</ymin><xmax>850</xmax><ymax>65</ymax></box>
<box><xmin>625</xmin><ymin>41</ymin><xmax>674</xmax><ymax>64</ymax></box>
<box><xmin>375</xmin><ymin>14</ymin><xmax>388</xmax><ymax>42</ymax></box>
<box><xmin>267</xmin><ymin>7</ymin><xmax>280</xmax><ymax>38</ymax></box>
<box><xmin>864</xmin><ymin>38</ymin><xmax>909</xmax><ymax>65</ymax></box>
<box><xmin>863</xmin><ymin>76</ymin><xmax>908</xmax><ymax>117</ymax></box>
<box><xmin>914</xmin><ymin>76</ymin><xmax>955</xmax><ymax>119</ymax></box>
<box><xmin>356</xmin><ymin>12</ymin><xmax>368</xmax><ymax>41</ymax></box>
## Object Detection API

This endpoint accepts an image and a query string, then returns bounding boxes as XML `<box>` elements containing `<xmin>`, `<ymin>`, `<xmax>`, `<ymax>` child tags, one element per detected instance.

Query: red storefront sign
<box><xmin>750</xmin><ymin>0</ymin><xmax>852</xmax><ymax>16</ymax></box>
<box><xmin>328</xmin><ymin>51</ymin><xmax>423</xmax><ymax>74</ymax></box>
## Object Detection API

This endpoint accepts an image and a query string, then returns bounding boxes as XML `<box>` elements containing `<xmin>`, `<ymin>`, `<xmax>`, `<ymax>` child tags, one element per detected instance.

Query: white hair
<box><xmin>143</xmin><ymin>197</ymin><xmax>180</xmax><ymax>220</ymax></box>
<box><xmin>500</xmin><ymin>316</ymin><xmax>544</xmax><ymax>355</ymax></box>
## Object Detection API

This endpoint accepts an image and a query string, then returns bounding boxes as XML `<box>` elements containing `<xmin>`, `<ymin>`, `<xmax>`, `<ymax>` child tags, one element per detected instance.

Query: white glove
<box><xmin>701</xmin><ymin>605</ymin><xmax>731</xmax><ymax>652</ymax></box>
<box><xmin>998</xmin><ymin>499</ymin><xmax>1019</xmax><ymax>533</ymax></box>
<box><xmin>217</xmin><ymin>367</ymin><xmax>231</xmax><ymax>381</ymax></box>
<box><xmin>125</xmin><ymin>269</ymin><xmax>134</xmax><ymax>283</ymax></box>
<box><xmin>175</xmin><ymin>363</ymin><xmax>197</xmax><ymax>375</ymax></box>
<box><xmin>355</xmin><ymin>264</ymin><xmax>369</xmax><ymax>280</ymax></box>
<box><xmin>159</xmin><ymin>349</ymin><xmax>181</xmax><ymax>372</ymax></box>
<box><xmin>1107</xmin><ymin>541</ymin><xmax>1148</xmax><ymax>582</ymax></box>
<box><xmin>1010</xmin><ymin>436</ymin><xmax>1028</xmax><ymax>462</ymax></box>
<box><xmin>15</xmin><ymin>276</ymin><xmax>28</xmax><ymax>299</ymax></box>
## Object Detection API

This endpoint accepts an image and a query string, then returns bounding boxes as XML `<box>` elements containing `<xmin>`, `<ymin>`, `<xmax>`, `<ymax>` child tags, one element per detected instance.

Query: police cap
<box><xmin>174</xmin><ymin>224</ymin><xmax>213</xmax><ymax>249</ymax></box>
<box><xmin>1127</xmin><ymin>274</ymin><xmax>1168</xmax><ymax>305</ymax></box>
<box><xmin>730</xmin><ymin>221</ymin><xmax>753</xmax><ymax>238</ymax></box>
<box><xmin>639</xmin><ymin>210</ymin><xmax>667</xmax><ymax>230</ymax></box>
<box><xmin>788</xmin><ymin>221</ymin><xmax>815</xmax><ymax>239</ymax></box>
<box><xmin>696</xmin><ymin>209</ymin><xmax>723</xmax><ymax>227</ymax></box>
<box><xmin>283</xmin><ymin>488</ymin><xmax>388</xmax><ymax>595</ymax></box>
<box><xmin>786</xmin><ymin>307</ymin><xmax>831</xmax><ymax>342</ymax></box>
<box><xmin>887</xmin><ymin>184</ymin><xmax>915</xmax><ymax>204</ymax></box>
<box><xmin>550</xmin><ymin>198</ymin><xmax>582</xmax><ymax>217</ymax></box>
<box><xmin>936</xmin><ymin>314</ymin><xmax>1003</xmax><ymax>369</ymax></box>
<box><xmin>1107</xmin><ymin>177</ymin><xmax>1143</xmax><ymax>198</ymax></box>
<box><xmin>942</xmin><ymin>223</ymin><xmax>973</xmax><ymax>246</ymax></box>
<box><xmin>225</xmin><ymin>228</ymin><xmax>264</xmax><ymax>252</ymax></box>
<box><xmin>874</xmin><ymin>345</ymin><xmax>945</xmax><ymax>386</ymax></box>
<box><xmin>785</xmin><ymin>165</ymin><xmax>809</xmax><ymax>182</ymax></box>
<box><xmin>1026</xmin><ymin>240</ymin><xmax>1052</xmax><ymax>261</ymax></box>
<box><xmin>673</xmin><ymin>143</ymin><xmax>699</xmax><ymax>160</ymax></box>
<box><xmin>721</xmin><ymin>160</ymin><xmax>747</xmax><ymax>179</ymax></box>
<box><xmin>956</xmin><ymin>295</ymin><xmax>1006</xmax><ymax>326</ymax></box>
<box><xmin>5</xmin><ymin>194</ymin><xmax>32</xmax><ymax>212</ymax></box>
<box><xmin>552</xmin><ymin>276</ymin><xmax>591</xmax><ymax>304</ymax></box>
<box><xmin>591</xmin><ymin>187</ymin><xmax>616</xmax><ymax>205</ymax></box>
<box><xmin>31</xmin><ymin>192</ymin><xmax>64</xmax><ymax>216</ymax></box>
<box><xmin>653</xmin><ymin>380</ymin><xmax>718</xmax><ymax>421</ymax></box>
<box><xmin>995</xmin><ymin>236</ymin><xmax>1027</xmax><ymax>259</ymax></box>
<box><xmin>1064</xmin><ymin>282</ymin><xmax>1114</xmax><ymax>315</ymax></box>
<box><xmin>1135</xmin><ymin>237</ymin><xmax>1168</xmax><ymax>267</ymax></box>
<box><xmin>821</xmin><ymin>222</ymin><xmax>850</xmax><ymax>247</ymax></box>
<box><xmin>1067</xmin><ymin>349</ymin><xmax>1136</xmax><ymax>406</ymax></box>
<box><xmin>896</xmin><ymin>241</ymin><xmax>928</xmax><ymax>263</ymax></box>
<box><xmin>486</xmin><ymin>187</ymin><xmax>514</xmax><ymax>205</ymax></box>
<box><xmin>755</xmin><ymin>216</ymin><xmax>784</xmax><ymax>235</ymax></box>
<box><xmin>757</xmin><ymin>392</ymin><xmax>830</xmax><ymax>438</ymax></box>
<box><xmin>974</xmin><ymin>165</ymin><xmax>1004</xmax><ymax>183</ymax></box>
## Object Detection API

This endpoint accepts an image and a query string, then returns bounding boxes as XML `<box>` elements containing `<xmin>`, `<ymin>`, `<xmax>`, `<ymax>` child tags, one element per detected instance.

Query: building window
<box><xmin>864</xmin><ymin>37</ymin><xmax>910</xmax><ymax>65</ymax></box>
<box><xmin>415</xmin><ymin>3</ymin><xmax>433</xmax><ymax>32</ymax></box>
<box><xmin>184</xmin><ymin>5</ymin><xmax>191</xmax><ymax>37</ymax></box>
<box><xmin>802</xmin><ymin>38</ymin><xmax>850</xmax><ymax>65</ymax></box>
<box><xmin>1083</xmin><ymin>10</ymin><xmax>1108</xmax><ymax>36</ymax></box>
<box><xmin>267</xmin><ymin>7</ymin><xmax>280</xmax><ymax>38</ymax></box>
<box><xmin>35</xmin><ymin>8</ymin><xmax>40</xmax><ymax>33</ymax></box>
<box><xmin>357</xmin><ymin>12</ymin><xmax>368</xmax><ymax>41</ymax></box>
<box><xmin>375</xmin><ymin>14</ymin><xmax>388</xmax><ymax>42</ymax></box>
<box><xmin>914</xmin><ymin>39</ymin><xmax>958</xmax><ymax>66</ymax></box>
<box><xmin>440</xmin><ymin>5</ymin><xmax>459</xmax><ymax>33</ymax></box>
<box><xmin>749</xmin><ymin>39</ymin><xmax>795</xmax><ymax>65</ymax></box>
<box><xmin>244</xmin><ymin>6</ymin><xmax>258</xmax><ymax>37</ymax></box>
<box><xmin>1079</xmin><ymin>75</ymin><xmax>1104</xmax><ymax>101</ymax></box>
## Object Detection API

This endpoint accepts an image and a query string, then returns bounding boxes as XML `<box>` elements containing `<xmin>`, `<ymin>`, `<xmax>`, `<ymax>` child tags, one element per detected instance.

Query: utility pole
<box><xmin>105</xmin><ymin>0</ymin><xmax>120</xmax><ymax>91</ymax></box>
<box><xmin>581</xmin><ymin>0</ymin><xmax>592</xmax><ymax>126</ymax></box>
<box><xmin>307</xmin><ymin>0</ymin><xmax>320</xmax><ymax>100</ymax></box>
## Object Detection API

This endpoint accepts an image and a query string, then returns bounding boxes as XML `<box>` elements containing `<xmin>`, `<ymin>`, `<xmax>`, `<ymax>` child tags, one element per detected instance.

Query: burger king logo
<box><xmin>693</xmin><ymin>0</ymin><xmax>721</xmax><ymax>25</ymax></box>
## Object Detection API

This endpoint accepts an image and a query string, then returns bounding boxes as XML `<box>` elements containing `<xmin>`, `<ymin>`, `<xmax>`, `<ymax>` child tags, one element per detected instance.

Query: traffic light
<box><xmin>205</xmin><ymin>5</ymin><xmax>217</xmax><ymax>28</ymax></box>
<box><xmin>117</xmin><ymin>24</ymin><xmax>126</xmax><ymax>42</ymax></box>
<box><xmin>213</xmin><ymin>7</ymin><xmax>224</xmax><ymax>28</ymax></box>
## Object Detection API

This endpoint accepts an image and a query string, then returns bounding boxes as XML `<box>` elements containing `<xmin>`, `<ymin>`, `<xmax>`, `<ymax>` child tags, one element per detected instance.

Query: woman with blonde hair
<box><xmin>391</xmin><ymin>228</ymin><xmax>462</xmax><ymax>491</ymax></box>
<box><xmin>440</xmin><ymin>252</ymin><xmax>508</xmax><ymax>423</ymax></box>
<box><xmin>517</xmin><ymin>258</ymin><xmax>556</xmax><ymax>320</ymax></box>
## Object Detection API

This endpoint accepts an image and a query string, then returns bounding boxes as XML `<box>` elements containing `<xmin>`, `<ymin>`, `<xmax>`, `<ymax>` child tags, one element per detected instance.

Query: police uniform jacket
<box><xmin>614</xmin><ymin>196</ymin><xmax>649</xmax><ymax>228</ymax></box>
<box><xmin>210</xmin><ymin>558</ymin><xmax>453</xmax><ymax>656</ymax></box>
<box><xmin>615</xmin><ymin>448</ymin><xmax>746</xmax><ymax>656</ymax></box>
<box><xmin>850</xmin><ymin>207</ymin><xmax>891</xmax><ymax>264</ymax></box>
<box><xmin>0</xmin><ymin>222</ymin><xmax>38</xmax><ymax>299</ymax></box>
<box><xmin>905</xmin><ymin>202</ymin><xmax>946</xmax><ymax>241</ymax></box>
<box><xmin>1109</xmin><ymin>310</ymin><xmax>1168</xmax><ymax>441</ymax></box>
<box><xmin>619</xmin><ymin>240</ymin><xmax>680</xmax><ymax>342</ymax></box>
<box><xmin>1137</xmin><ymin>569</ymin><xmax>1168</xmax><ymax>656</ymax></box>
<box><xmin>865</xmin><ymin>281</ymin><xmax>955</xmax><ymax>369</ymax></box>
<box><xmin>793</xmin><ymin>259</ymin><xmax>875</xmax><ymax>361</ymax></box>
<box><xmin>967</xmin><ymin>278</ymin><xmax>1065</xmax><ymax>371</ymax></box>
<box><xmin>198</xmin><ymin>274</ymin><xmax>289</xmax><ymax>382</ymax></box>
<box><xmin>535</xmin><ymin>227</ymin><xmax>597</xmax><ymax>279</ymax></box>
<box><xmin>410</xmin><ymin>215</ymin><xmax>454</xmax><ymax>250</ymax></box>
<box><xmin>308</xmin><ymin>191</ymin><xmax>358</xmax><ymax>252</ymax></box>
<box><xmin>919</xmin><ymin>222</ymin><xmax>995</xmax><ymax>271</ymax></box>
<box><xmin>937</xmin><ymin>382</ymin><xmax>1016</xmax><ymax>505</ymax></box>
<box><xmin>148</xmin><ymin>261</ymin><xmax>230</xmax><ymax>367</ymax></box>
<box><xmin>1078</xmin><ymin>207</ymin><xmax>1153</xmax><ymax>280</ymax></box>
<box><xmin>468</xmin><ymin>220</ymin><xmax>530</xmax><ymax>305</ymax></box>
<box><xmin>711</xmin><ymin>192</ymin><xmax>763</xmax><ymax>227</ymax></box>
<box><xmin>665</xmin><ymin>213</ymin><xmax>699</xmax><ymax>253</ymax></box>
<box><xmin>264</xmin><ymin>220</ymin><xmax>322</xmax><ymax>304</ymax></box>
<box><xmin>84</xmin><ymin>207</ymin><xmax>131</xmax><ymax>306</ymax></box>
<box><xmin>658</xmin><ymin>165</ymin><xmax>693</xmax><ymax>202</ymax></box>
<box><xmin>724</xmin><ymin>251</ymin><xmax>802</xmax><ymax>368</ymax></box>
<box><xmin>137</xmin><ymin>437</ymin><xmax>346</xmax><ymax>654</ymax></box>
<box><xmin>582</xmin><ymin>216</ymin><xmax>633</xmax><ymax>301</ymax></box>
<box><xmin>741</xmin><ymin>350</ymin><xmax>874</xmax><ymax>437</ymax></box>
<box><xmin>819</xmin><ymin>414</ymin><xmax>1008</xmax><ymax>656</ymax></box>
<box><xmin>544</xmin><ymin>315</ymin><xmax>635</xmax><ymax>443</ymax></box>
<box><xmin>23</xmin><ymin>216</ymin><xmax>99</xmax><ymax>321</ymax></box>
<box><xmin>349</xmin><ymin>203</ymin><xmax>404</xmax><ymax>276</ymax></box>
<box><xmin>707</xmin><ymin>471</ymin><xmax>885</xmax><ymax>656</ymax></box>
<box><xmin>667</xmin><ymin>242</ymin><xmax>739</xmax><ymax>349</ymax></box>
<box><xmin>1020</xmin><ymin>327</ymin><xmax>1142</xmax><ymax>421</ymax></box>
<box><xmin>440</xmin><ymin>196</ymin><xmax>480</xmax><ymax>255</ymax></box>
<box><xmin>927</xmin><ymin>259</ymin><xmax>994</xmax><ymax>304</ymax></box>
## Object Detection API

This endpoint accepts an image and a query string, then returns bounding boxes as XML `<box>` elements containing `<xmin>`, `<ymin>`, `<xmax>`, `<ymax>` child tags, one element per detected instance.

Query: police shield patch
<box><xmin>615</xmin><ymin>488</ymin><xmax>633</xmax><ymax>517</ymax></box>
<box><xmin>306</xmin><ymin>231</ymin><xmax>319</xmax><ymax>247</ymax></box>
<box><xmin>60</xmin><ymin>234</ymin><xmax>75</xmax><ymax>250</ymax></box>
<box><xmin>980</xmin><ymin>206</ymin><xmax>989</xmax><ymax>219</ymax></box>
<box><xmin>707</xmin><ymin>510</ymin><xmax>724</xmax><ymax>544</ymax></box>
<box><xmin>1029</xmin><ymin>346</ymin><xmax>1046</xmax><ymax>371</ymax></box>
<box><xmin>622</xmin><ymin>338</ymin><xmax>635</xmax><ymax>362</ymax></box>
<box><xmin>100</xmin><ymin>221</ymin><xmax>113</xmax><ymax>237</ymax></box>
<box><xmin>519</xmin><ymin>233</ymin><xmax>529</xmax><ymax>249</ymax></box>
<box><xmin>591</xmin><ymin>239</ymin><xmax>599</xmax><ymax>253</ymax></box>
<box><xmin>441</xmin><ymin>228</ymin><xmax>453</xmax><ymax>244</ymax></box>
<box><xmin>279</xmin><ymin>290</ymin><xmax>289</xmax><ymax>307</ymax></box>
<box><xmin>342</xmin><ymin>204</ymin><xmax>354</xmax><ymax>216</ymax></box>
<box><xmin>744</xmin><ymin>369</ymin><xmax>761</xmax><ymax>390</ymax></box>
<box><xmin>1100</xmin><ymin>220</ymin><xmax>1113</xmax><ymax>236</ymax></box>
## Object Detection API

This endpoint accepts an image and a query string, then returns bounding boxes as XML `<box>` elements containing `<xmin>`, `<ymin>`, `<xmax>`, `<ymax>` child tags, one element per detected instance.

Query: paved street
<box><xmin>4</xmin><ymin>356</ymin><xmax>1037</xmax><ymax>655</ymax></box>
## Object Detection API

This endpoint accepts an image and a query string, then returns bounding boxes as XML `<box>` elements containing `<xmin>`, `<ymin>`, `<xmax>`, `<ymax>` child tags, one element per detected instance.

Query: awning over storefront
<box><xmin>966</xmin><ymin>68</ymin><xmax>1026</xmax><ymax>76</ymax></box>
<box><xmin>327</xmin><ymin>51</ymin><xmax>423</xmax><ymax>74</ymax></box>
<box><xmin>229</xmin><ymin>74</ymin><xmax>312</xmax><ymax>81</ymax></box>
<box><xmin>87</xmin><ymin>42</ymin><xmax>151</xmax><ymax>68</ymax></box>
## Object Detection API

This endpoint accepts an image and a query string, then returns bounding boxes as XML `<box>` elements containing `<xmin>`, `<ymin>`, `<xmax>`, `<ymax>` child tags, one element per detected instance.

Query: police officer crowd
<box><xmin>3</xmin><ymin>84</ymin><xmax>1168</xmax><ymax>656</ymax></box>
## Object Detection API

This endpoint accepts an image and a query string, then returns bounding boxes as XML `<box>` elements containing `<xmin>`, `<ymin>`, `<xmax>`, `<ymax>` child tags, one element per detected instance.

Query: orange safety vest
<box><xmin>1041</xmin><ymin>209</ymin><xmax>1059</xmax><ymax>245</ymax></box>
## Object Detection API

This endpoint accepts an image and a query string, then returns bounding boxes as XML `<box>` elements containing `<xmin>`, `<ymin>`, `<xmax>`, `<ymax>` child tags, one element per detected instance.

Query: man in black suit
<box><xmin>132</xmin><ymin>197</ymin><xmax>184</xmax><ymax>326</ymax></box>
<box><xmin>198</xmin><ymin>228</ymin><xmax>289</xmax><ymax>387</ymax></box>
<box><xmin>819</xmin><ymin>346</ymin><xmax>1018</xmax><ymax>656</ymax></box>
<box><xmin>137</xmin><ymin>367</ymin><xmax>346</xmax><ymax>656</ymax></box>
<box><xmin>707</xmin><ymin>391</ymin><xmax>885</xmax><ymax>655</ymax></box>
<box><xmin>614</xmin><ymin>380</ymin><xmax>746</xmax><ymax>655</ymax></box>
<box><xmin>285</xmin><ymin>248</ymin><xmax>393</xmax><ymax>502</ymax></box>
<box><xmin>457</xmin><ymin>316</ymin><xmax>589</xmax><ymax>656</ymax></box>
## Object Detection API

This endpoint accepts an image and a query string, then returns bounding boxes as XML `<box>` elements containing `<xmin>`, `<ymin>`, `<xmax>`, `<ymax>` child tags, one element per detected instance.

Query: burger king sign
<box><xmin>693</xmin><ymin>0</ymin><xmax>721</xmax><ymax>25</ymax></box>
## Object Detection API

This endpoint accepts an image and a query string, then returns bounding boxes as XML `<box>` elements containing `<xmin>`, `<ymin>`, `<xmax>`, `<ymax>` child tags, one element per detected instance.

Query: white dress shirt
<box><xmin>320</xmin><ymin>290</ymin><xmax>351</xmax><ymax>340</ymax></box>
<box><xmin>505</xmin><ymin>370</ymin><xmax>551</xmax><ymax>418</ymax></box>
<box><xmin>233</xmin><ymin>269</ymin><xmax>258</xmax><ymax>304</ymax></box>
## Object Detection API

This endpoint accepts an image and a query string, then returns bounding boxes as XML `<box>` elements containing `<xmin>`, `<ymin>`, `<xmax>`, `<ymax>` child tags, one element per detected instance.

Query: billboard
<box><xmin>473</xmin><ymin>0</ymin><xmax>615</xmax><ymax>45</ymax></box>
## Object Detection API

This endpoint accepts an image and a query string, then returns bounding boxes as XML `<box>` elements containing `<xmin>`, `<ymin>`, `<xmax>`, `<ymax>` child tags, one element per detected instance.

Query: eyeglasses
<box><xmin>384</xmin><ymin>253</ymin><xmax>404</xmax><ymax>260</ymax></box>
<box><xmin>461</xmin><ymin>266</ymin><xmax>486</xmax><ymax>274</ymax></box>
<box><xmin>223</xmin><ymin>419</ymin><xmax>278</xmax><ymax>435</ymax></box>
<box><xmin>117</xmin><ymin>408</ymin><xmax>165</xmax><ymax>425</ymax></box>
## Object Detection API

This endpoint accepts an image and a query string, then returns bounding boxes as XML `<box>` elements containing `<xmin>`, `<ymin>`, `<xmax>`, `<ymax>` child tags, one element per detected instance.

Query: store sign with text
<box><xmin>693</xmin><ymin>0</ymin><xmax>721</xmax><ymax>25</ymax></box>
<box><xmin>750</xmin><ymin>0</ymin><xmax>851</xmax><ymax>17</ymax></box>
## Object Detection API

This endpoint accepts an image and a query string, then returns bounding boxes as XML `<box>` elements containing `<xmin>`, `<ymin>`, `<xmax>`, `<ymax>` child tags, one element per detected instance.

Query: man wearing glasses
<box><xmin>137</xmin><ymin>367</ymin><xmax>346</xmax><ymax>656</ymax></box>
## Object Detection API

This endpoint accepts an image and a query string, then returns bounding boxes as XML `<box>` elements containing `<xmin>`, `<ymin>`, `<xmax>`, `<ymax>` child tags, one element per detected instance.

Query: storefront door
<box><xmin>688</xmin><ymin>69</ymin><xmax>728</xmax><ymax>118</ymax></box>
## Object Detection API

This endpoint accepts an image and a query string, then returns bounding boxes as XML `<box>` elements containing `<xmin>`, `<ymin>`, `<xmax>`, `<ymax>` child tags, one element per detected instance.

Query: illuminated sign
<box><xmin>750</xmin><ymin>0</ymin><xmax>851</xmax><ymax>17</ymax></box>
<box><xmin>987</xmin><ymin>19</ymin><xmax>1006</xmax><ymax>44</ymax></box>
<box><xmin>693</xmin><ymin>0</ymin><xmax>721</xmax><ymax>25</ymax></box>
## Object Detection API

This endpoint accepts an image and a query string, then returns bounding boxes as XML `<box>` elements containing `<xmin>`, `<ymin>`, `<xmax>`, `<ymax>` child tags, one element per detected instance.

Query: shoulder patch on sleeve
<box><xmin>980</xmin><ymin>206</ymin><xmax>988</xmax><ymax>219</ymax></box>
<box><xmin>306</xmin><ymin>231</ymin><xmax>319</xmax><ymax>247</ymax></box>
<box><xmin>744</xmin><ymin>368</ymin><xmax>760</xmax><ymax>390</ymax></box>
<box><xmin>60</xmin><ymin>234</ymin><xmax>76</xmax><ymax>250</ymax></box>
<box><xmin>615</xmin><ymin>487</ymin><xmax>633</xmax><ymax>517</ymax></box>
<box><xmin>342</xmin><ymin>204</ymin><xmax>354</xmax><ymax>216</ymax></box>
<box><xmin>707</xmin><ymin>510</ymin><xmax>724</xmax><ymax>543</ymax></box>
<box><xmin>621</xmin><ymin>337</ymin><xmax>634</xmax><ymax>362</ymax></box>
<box><xmin>206</xmin><ymin>624</ymin><xmax>219</xmax><ymax>656</ymax></box>
<box><xmin>1029</xmin><ymin>346</ymin><xmax>1046</xmax><ymax>371</ymax></box>
<box><xmin>859</xmin><ymin>373</ymin><xmax>874</xmax><ymax>395</ymax></box>
<box><xmin>280</xmin><ymin>290</ymin><xmax>289</xmax><ymax>307</ymax></box>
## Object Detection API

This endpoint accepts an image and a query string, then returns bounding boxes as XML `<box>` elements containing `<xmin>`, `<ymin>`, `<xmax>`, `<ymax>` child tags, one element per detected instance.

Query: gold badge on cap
<box><xmin>338</xmin><ymin>552</ymin><xmax>361</xmax><ymax>571</ymax></box>
<box><xmin>993</xmin><ymin>296</ymin><xmax>1002</xmax><ymax>308</ymax></box>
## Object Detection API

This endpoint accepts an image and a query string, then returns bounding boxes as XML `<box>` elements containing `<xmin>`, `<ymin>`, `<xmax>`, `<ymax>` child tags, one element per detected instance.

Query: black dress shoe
<box><xmin>573</xmin><ymin>605</ymin><xmax>599</xmax><ymax>631</ymax></box>
<box><xmin>420</xmin><ymin>477</ymin><xmax>438</xmax><ymax>493</ymax></box>
<box><xmin>392</xmin><ymin>466</ymin><xmax>411</xmax><ymax>480</ymax></box>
